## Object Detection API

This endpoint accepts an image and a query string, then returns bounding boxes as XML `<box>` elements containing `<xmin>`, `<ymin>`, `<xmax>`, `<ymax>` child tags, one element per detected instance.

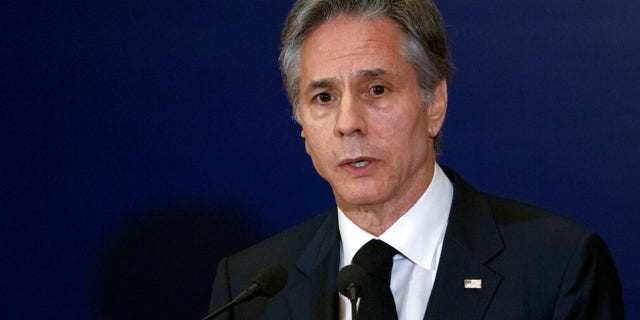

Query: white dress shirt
<box><xmin>338</xmin><ymin>163</ymin><xmax>453</xmax><ymax>320</ymax></box>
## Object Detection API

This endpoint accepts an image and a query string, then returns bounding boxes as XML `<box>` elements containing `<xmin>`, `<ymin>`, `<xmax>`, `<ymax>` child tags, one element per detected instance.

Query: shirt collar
<box><xmin>338</xmin><ymin>163</ymin><xmax>453</xmax><ymax>270</ymax></box>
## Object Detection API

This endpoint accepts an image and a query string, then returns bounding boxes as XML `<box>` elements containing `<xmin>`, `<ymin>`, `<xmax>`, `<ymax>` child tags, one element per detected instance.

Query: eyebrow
<box><xmin>303</xmin><ymin>68</ymin><xmax>392</xmax><ymax>95</ymax></box>
<box><xmin>306</xmin><ymin>77</ymin><xmax>337</xmax><ymax>93</ymax></box>
<box><xmin>357</xmin><ymin>68</ymin><xmax>388</xmax><ymax>79</ymax></box>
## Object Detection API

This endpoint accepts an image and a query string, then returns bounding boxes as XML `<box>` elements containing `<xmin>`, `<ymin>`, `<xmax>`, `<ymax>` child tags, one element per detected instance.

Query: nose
<box><xmin>334</xmin><ymin>95</ymin><xmax>367</xmax><ymax>137</ymax></box>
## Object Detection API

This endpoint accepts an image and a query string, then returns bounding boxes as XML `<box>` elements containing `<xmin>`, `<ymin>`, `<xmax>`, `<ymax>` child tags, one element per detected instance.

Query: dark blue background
<box><xmin>2</xmin><ymin>1</ymin><xmax>638</xmax><ymax>319</ymax></box>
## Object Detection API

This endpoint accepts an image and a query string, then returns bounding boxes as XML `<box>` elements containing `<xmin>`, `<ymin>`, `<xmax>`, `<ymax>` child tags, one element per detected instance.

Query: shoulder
<box><xmin>458</xmin><ymin>176</ymin><xmax>614</xmax><ymax>282</ymax></box>
<box><xmin>444</xmin><ymin>166</ymin><xmax>593</xmax><ymax>250</ymax></box>
<box><xmin>222</xmin><ymin>211</ymin><xmax>334</xmax><ymax>276</ymax></box>
<box><xmin>487</xmin><ymin>194</ymin><xmax>592</xmax><ymax>246</ymax></box>
<box><xmin>443</xmin><ymin>166</ymin><xmax>607</xmax><ymax>272</ymax></box>
<box><xmin>480</xmin><ymin>190</ymin><xmax>623</xmax><ymax>317</ymax></box>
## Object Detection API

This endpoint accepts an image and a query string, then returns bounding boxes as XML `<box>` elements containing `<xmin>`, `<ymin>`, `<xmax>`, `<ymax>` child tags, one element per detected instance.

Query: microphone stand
<box><xmin>201</xmin><ymin>283</ymin><xmax>260</xmax><ymax>320</ymax></box>
<box><xmin>337</xmin><ymin>264</ymin><xmax>367</xmax><ymax>320</ymax></box>
<box><xmin>202</xmin><ymin>264</ymin><xmax>288</xmax><ymax>320</ymax></box>
<box><xmin>202</xmin><ymin>301</ymin><xmax>234</xmax><ymax>320</ymax></box>
<box><xmin>347</xmin><ymin>284</ymin><xmax>360</xmax><ymax>320</ymax></box>
<box><xmin>350</xmin><ymin>299</ymin><xmax>358</xmax><ymax>320</ymax></box>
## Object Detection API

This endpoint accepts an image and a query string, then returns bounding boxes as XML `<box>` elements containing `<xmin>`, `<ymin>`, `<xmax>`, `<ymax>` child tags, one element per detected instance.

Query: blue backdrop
<box><xmin>2</xmin><ymin>1</ymin><xmax>638</xmax><ymax>319</ymax></box>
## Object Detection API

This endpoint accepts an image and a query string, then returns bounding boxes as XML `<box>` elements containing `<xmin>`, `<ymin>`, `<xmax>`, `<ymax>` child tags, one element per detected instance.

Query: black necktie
<box><xmin>352</xmin><ymin>239</ymin><xmax>399</xmax><ymax>320</ymax></box>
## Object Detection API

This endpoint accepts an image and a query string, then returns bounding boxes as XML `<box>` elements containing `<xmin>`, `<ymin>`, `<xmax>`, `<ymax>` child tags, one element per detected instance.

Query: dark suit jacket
<box><xmin>208</xmin><ymin>168</ymin><xmax>624</xmax><ymax>319</ymax></box>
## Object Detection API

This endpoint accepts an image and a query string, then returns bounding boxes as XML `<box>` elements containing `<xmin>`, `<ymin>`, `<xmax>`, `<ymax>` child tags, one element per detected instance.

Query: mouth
<box><xmin>340</xmin><ymin>158</ymin><xmax>373</xmax><ymax>168</ymax></box>
<box><xmin>350</xmin><ymin>160</ymin><xmax>369</xmax><ymax>168</ymax></box>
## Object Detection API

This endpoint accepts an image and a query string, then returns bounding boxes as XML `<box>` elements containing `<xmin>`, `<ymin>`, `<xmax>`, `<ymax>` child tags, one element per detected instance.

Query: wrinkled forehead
<box><xmin>299</xmin><ymin>16</ymin><xmax>406</xmax><ymax>74</ymax></box>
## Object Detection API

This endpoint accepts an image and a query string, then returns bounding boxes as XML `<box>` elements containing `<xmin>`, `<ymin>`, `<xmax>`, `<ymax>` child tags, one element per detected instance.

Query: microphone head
<box><xmin>254</xmin><ymin>264</ymin><xmax>288</xmax><ymax>297</ymax></box>
<box><xmin>337</xmin><ymin>264</ymin><xmax>369</xmax><ymax>299</ymax></box>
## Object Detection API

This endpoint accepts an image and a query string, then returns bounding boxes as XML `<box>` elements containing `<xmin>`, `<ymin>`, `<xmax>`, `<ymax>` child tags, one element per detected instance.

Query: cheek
<box><xmin>379</xmin><ymin>110</ymin><xmax>430</xmax><ymax>150</ymax></box>
<box><xmin>302</xmin><ymin>128</ymin><xmax>328</xmax><ymax>160</ymax></box>
<box><xmin>303</xmin><ymin>136</ymin><xmax>335</xmax><ymax>181</ymax></box>
<box><xmin>303</xmin><ymin>135</ymin><xmax>312</xmax><ymax>156</ymax></box>
<box><xmin>372</xmin><ymin>111</ymin><xmax>411</xmax><ymax>142</ymax></box>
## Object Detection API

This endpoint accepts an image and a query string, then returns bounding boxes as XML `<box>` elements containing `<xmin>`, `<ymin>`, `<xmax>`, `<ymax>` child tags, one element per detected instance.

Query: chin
<box><xmin>328</xmin><ymin>177</ymin><xmax>390</xmax><ymax>206</ymax></box>
<box><xmin>336</xmin><ymin>189</ymin><xmax>388</xmax><ymax>208</ymax></box>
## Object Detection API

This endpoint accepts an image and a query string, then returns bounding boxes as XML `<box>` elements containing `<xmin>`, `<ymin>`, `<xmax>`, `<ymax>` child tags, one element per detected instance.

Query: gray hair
<box><xmin>279</xmin><ymin>0</ymin><xmax>452</xmax><ymax>117</ymax></box>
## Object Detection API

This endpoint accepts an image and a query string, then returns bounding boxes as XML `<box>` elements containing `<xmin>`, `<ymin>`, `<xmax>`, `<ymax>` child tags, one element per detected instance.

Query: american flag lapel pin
<box><xmin>464</xmin><ymin>279</ymin><xmax>482</xmax><ymax>289</ymax></box>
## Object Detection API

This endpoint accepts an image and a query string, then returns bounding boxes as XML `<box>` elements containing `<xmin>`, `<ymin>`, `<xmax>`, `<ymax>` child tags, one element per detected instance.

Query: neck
<box><xmin>337</xmin><ymin>163</ymin><xmax>435</xmax><ymax>236</ymax></box>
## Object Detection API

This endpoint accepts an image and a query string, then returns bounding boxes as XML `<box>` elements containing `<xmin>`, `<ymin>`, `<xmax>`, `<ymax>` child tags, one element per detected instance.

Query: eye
<box><xmin>370</xmin><ymin>85</ymin><xmax>387</xmax><ymax>96</ymax></box>
<box><xmin>313</xmin><ymin>92</ymin><xmax>333</xmax><ymax>104</ymax></box>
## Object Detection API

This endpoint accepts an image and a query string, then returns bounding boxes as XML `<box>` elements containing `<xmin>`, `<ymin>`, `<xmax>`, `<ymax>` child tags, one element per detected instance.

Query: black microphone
<box><xmin>202</xmin><ymin>264</ymin><xmax>288</xmax><ymax>320</ymax></box>
<box><xmin>337</xmin><ymin>264</ymin><xmax>369</xmax><ymax>320</ymax></box>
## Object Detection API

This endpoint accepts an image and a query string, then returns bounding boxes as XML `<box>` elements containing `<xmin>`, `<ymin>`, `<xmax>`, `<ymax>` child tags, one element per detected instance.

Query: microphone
<box><xmin>337</xmin><ymin>264</ymin><xmax>369</xmax><ymax>319</ymax></box>
<box><xmin>202</xmin><ymin>264</ymin><xmax>288</xmax><ymax>320</ymax></box>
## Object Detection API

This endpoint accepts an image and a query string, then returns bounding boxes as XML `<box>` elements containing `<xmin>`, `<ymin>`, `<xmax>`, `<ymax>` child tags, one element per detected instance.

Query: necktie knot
<box><xmin>352</xmin><ymin>239</ymin><xmax>398</xmax><ymax>284</ymax></box>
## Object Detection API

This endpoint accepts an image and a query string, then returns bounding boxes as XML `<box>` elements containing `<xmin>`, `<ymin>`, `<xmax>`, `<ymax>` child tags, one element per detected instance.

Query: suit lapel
<box><xmin>287</xmin><ymin>212</ymin><xmax>341</xmax><ymax>320</ymax></box>
<box><xmin>426</xmin><ymin>169</ymin><xmax>504</xmax><ymax>320</ymax></box>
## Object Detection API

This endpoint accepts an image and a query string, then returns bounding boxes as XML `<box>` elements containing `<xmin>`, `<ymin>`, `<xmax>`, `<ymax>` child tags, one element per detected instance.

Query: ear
<box><xmin>426</xmin><ymin>80</ymin><xmax>448</xmax><ymax>138</ymax></box>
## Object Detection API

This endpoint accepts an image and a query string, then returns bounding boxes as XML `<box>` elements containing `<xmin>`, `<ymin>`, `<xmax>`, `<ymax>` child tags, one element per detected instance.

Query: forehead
<box><xmin>299</xmin><ymin>15</ymin><xmax>408</xmax><ymax>83</ymax></box>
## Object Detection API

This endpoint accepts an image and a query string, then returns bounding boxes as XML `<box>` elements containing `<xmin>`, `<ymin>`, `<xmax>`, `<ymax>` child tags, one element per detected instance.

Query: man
<box><xmin>208</xmin><ymin>0</ymin><xmax>624</xmax><ymax>319</ymax></box>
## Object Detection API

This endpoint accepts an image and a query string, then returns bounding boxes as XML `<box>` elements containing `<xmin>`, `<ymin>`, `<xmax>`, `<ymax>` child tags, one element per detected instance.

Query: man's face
<box><xmin>298</xmin><ymin>15</ymin><xmax>447</xmax><ymax>214</ymax></box>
